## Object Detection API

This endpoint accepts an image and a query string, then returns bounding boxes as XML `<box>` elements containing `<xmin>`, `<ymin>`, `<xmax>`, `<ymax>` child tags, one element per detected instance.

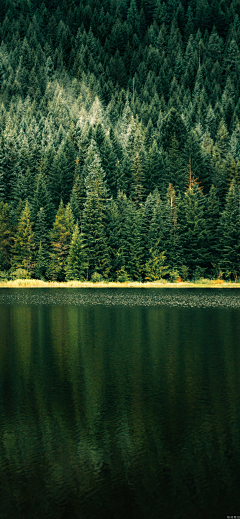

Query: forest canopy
<box><xmin>0</xmin><ymin>0</ymin><xmax>240</xmax><ymax>281</ymax></box>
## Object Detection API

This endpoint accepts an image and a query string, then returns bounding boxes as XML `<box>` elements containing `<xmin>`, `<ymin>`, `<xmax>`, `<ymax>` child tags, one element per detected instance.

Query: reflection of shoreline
<box><xmin>1</xmin><ymin>303</ymin><xmax>240</xmax><ymax>518</ymax></box>
<box><xmin>0</xmin><ymin>280</ymin><xmax>238</xmax><ymax>288</ymax></box>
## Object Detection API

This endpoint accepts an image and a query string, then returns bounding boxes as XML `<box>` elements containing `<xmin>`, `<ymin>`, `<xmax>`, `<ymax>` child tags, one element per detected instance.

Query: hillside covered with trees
<box><xmin>0</xmin><ymin>0</ymin><xmax>240</xmax><ymax>282</ymax></box>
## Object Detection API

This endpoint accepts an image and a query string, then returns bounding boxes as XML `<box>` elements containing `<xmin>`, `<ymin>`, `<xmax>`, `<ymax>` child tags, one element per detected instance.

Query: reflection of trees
<box><xmin>0</xmin><ymin>301</ymin><xmax>240</xmax><ymax>517</ymax></box>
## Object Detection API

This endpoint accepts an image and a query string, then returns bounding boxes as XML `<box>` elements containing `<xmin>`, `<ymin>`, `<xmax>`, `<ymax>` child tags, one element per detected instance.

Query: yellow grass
<box><xmin>0</xmin><ymin>279</ymin><xmax>239</xmax><ymax>288</ymax></box>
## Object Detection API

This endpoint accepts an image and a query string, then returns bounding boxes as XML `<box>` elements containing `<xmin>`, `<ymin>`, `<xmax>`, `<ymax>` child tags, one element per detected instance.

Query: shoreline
<box><xmin>0</xmin><ymin>279</ymin><xmax>240</xmax><ymax>288</ymax></box>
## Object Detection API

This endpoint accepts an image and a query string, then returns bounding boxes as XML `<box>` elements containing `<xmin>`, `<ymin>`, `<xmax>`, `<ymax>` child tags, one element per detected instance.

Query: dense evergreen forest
<box><xmin>0</xmin><ymin>0</ymin><xmax>240</xmax><ymax>282</ymax></box>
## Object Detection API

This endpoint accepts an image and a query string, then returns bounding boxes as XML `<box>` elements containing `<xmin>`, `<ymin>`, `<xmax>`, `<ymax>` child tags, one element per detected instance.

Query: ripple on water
<box><xmin>0</xmin><ymin>288</ymin><xmax>240</xmax><ymax>308</ymax></box>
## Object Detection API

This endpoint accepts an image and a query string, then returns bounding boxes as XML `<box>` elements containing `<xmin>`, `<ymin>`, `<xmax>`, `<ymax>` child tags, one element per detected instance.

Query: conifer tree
<box><xmin>65</xmin><ymin>223</ymin><xmax>88</xmax><ymax>281</ymax></box>
<box><xmin>116</xmin><ymin>191</ymin><xmax>144</xmax><ymax>280</ymax></box>
<box><xmin>179</xmin><ymin>179</ymin><xmax>207</xmax><ymax>278</ymax></box>
<box><xmin>205</xmin><ymin>185</ymin><xmax>220</xmax><ymax>277</ymax></box>
<box><xmin>0</xmin><ymin>201</ymin><xmax>12</xmax><ymax>271</ymax></box>
<box><xmin>145</xmin><ymin>250</ymin><xmax>168</xmax><ymax>281</ymax></box>
<box><xmin>47</xmin><ymin>200</ymin><xmax>73</xmax><ymax>281</ymax></box>
<box><xmin>142</xmin><ymin>189</ymin><xmax>163</xmax><ymax>266</ymax></box>
<box><xmin>31</xmin><ymin>173</ymin><xmax>54</xmax><ymax>227</ymax></box>
<box><xmin>33</xmin><ymin>207</ymin><xmax>50</xmax><ymax>279</ymax></box>
<box><xmin>165</xmin><ymin>134</ymin><xmax>186</xmax><ymax>192</ymax></box>
<box><xmin>160</xmin><ymin>107</ymin><xmax>187</xmax><ymax>153</ymax></box>
<box><xmin>82</xmin><ymin>149</ymin><xmax>110</xmax><ymax>279</ymax></box>
<box><xmin>34</xmin><ymin>207</ymin><xmax>50</xmax><ymax>254</ymax></box>
<box><xmin>35</xmin><ymin>242</ymin><xmax>46</xmax><ymax>280</ymax></box>
<box><xmin>48</xmin><ymin>145</ymin><xmax>74</xmax><ymax>209</ymax></box>
<box><xmin>143</xmin><ymin>140</ymin><xmax>165</xmax><ymax>196</ymax></box>
<box><xmin>0</xmin><ymin>146</ymin><xmax>5</xmax><ymax>202</ymax></box>
<box><xmin>218</xmin><ymin>180</ymin><xmax>240</xmax><ymax>280</ymax></box>
<box><xmin>11</xmin><ymin>200</ymin><xmax>35</xmax><ymax>276</ymax></box>
<box><xmin>161</xmin><ymin>184</ymin><xmax>183</xmax><ymax>271</ymax></box>
<box><xmin>105</xmin><ymin>199</ymin><xmax>120</xmax><ymax>278</ymax></box>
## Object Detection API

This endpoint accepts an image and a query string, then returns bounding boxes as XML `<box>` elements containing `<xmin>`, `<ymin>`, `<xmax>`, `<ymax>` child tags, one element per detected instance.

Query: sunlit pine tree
<box><xmin>82</xmin><ymin>146</ymin><xmax>111</xmax><ymax>279</ymax></box>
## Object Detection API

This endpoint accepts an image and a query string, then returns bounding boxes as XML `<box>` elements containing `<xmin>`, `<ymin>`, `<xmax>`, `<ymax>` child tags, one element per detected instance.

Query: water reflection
<box><xmin>0</xmin><ymin>290</ymin><xmax>240</xmax><ymax>518</ymax></box>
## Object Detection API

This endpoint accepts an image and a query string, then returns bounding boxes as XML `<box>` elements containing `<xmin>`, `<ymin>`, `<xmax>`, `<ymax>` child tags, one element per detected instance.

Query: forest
<box><xmin>0</xmin><ymin>0</ymin><xmax>240</xmax><ymax>282</ymax></box>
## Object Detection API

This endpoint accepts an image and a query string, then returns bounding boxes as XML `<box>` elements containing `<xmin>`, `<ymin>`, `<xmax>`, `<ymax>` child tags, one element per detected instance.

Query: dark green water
<box><xmin>0</xmin><ymin>288</ymin><xmax>240</xmax><ymax>519</ymax></box>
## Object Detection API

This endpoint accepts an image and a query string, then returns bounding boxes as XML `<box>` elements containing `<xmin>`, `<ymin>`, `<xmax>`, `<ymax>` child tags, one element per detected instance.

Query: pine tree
<box><xmin>145</xmin><ymin>250</ymin><xmax>168</xmax><ymax>281</ymax></box>
<box><xmin>161</xmin><ymin>183</ymin><xmax>183</xmax><ymax>271</ymax></box>
<box><xmin>35</xmin><ymin>242</ymin><xmax>46</xmax><ymax>280</ymax></box>
<box><xmin>116</xmin><ymin>192</ymin><xmax>144</xmax><ymax>280</ymax></box>
<box><xmin>183</xmin><ymin>129</ymin><xmax>211</xmax><ymax>192</ymax></box>
<box><xmin>205</xmin><ymin>185</ymin><xmax>220</xmax><ymax>276</ymax></box>
<box><xmin>160</xmin><ymin>107</ymin><xmax>187</xmax><ymax>153</ymax></box>
<box><xmin>31</xmin><ymin>173</ymin><xmax>54</xmax><ymax>227</ymax></box>
<box><xmin>47</xmin><ymin>200</ymin><xmax>73</xmax><ymax>281</ymax></box>
<box><xmin>143</xmin><ymin>140</ymin><xmax>165</xmax><ymax>196</ymax></box>
<box><xmin>218</xmin><ymin>180</ymin><xmax>240</xmax><ymax>280</ymax></box>
<box><xmin>105</xmin><ymin>199</ymin><xmax>120</xmax><ymax>278</ymax></box>
<box><xmin>82</xmin><ymin>149</ymin><xmax>111</xmax><ymax>279</ymax></box>
<box><xmin>65</xmin><ymin>223</ymin><xmax>88</xmax><ymax>281</ymax></box>
<box><xmin>0</xmin><ymin>201</ymin><xmax>12</xmax><ymax>271</ymax></box>
<box><xmin>212</xmin><ymin>119</ymin><xmax>229</xmax><ymax>201</ymax></box>
<box><xmin>33</xmin><ymin>207</ymin><xmax>50</xmax><ymax>279</ymax></box>
<box><xmin>165</xmin><ymin>134</ymin><xmax>186</xmax><ymax>192</ymax></box>
<box><xmin>11</xmin><ymin>200</ymin><xmax>35</xmax><ymax>276</ymax></box>
<box><xmin>179</xmin><ymin>179</ymin><xmax>207</xmax><ymax>278</ymax></box>
<box><xmin>142</xmin><ymin>189</ymin><xmax>168</xmax><ymax>281</ymax></box>
<box><xmin>130</xmin><ymin>151</ymin><xmax>146</xmax><ymax>203</ymax></box>
<box><xmin>48</xmin><ymin>145</ymin><xmax>74</xmax><ymax>209</ymax></box>
<box><xmin>0</xmin><ymin>144</ymin><xmax>5</xmax><ymax>202</ymax></box>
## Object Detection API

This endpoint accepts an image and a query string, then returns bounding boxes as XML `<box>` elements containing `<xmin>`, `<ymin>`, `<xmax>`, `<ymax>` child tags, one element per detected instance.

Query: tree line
<box><xmin>0</xmin><ymin>0</ymin><xmax>240</xmax><ymax>280</ymax></box>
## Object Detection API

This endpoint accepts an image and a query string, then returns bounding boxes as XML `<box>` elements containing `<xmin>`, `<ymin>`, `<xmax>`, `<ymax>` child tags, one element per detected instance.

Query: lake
<box><xmin>0</xmin><ymin>288</ymin><xmax>240</xmax><ymax>519</ymax></box>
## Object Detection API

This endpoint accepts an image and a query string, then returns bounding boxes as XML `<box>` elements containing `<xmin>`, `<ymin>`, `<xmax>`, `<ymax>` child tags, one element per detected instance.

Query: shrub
<box><xmin>10</xmin><ymin>268</ymin><xmax>31</xmax><ymax>280</ymax></box>
<box><xmin>91</xmin><ymin>272</ymin><xmax>103</xmax><ymax>283</ymax></box>
<box><xmin>168</xmin><ymin>269</ymin><xmax>179</xmax><ymax>282</ymax></box>
<box><xmin>0</xmin><ymin>271</ymin><xmax>9</xmax><ymax>281</ymax></box>
<box><xmin>116</xmin><ymin>267</ymin><xmax>130</xmax><ymax>282</ymax></box>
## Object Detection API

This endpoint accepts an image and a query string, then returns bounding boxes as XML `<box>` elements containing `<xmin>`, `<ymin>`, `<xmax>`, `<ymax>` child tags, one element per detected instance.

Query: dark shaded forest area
<box><xmin>0</xmin><ymin>0</ymin><xmax>240</xmax><ymax>282</ymax></box>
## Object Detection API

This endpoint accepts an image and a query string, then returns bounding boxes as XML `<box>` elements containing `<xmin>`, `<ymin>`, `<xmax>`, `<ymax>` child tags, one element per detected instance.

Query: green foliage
<box><xmin>82</xmin><ymin>150</ymin><xmax>111</xmax><ymax>279</ymax></box>
<box><xmin>145</xmin><ymin>250</ymin><xmax>168</xmax><ymax>281</ymax></box>
<box><xmin>179</xmin><ymin>179</ymin><xmax>207</xmax><ymax>277</ymax></box>
<box><xmin>0</xmin><ymin>270</ymin><xmax>9</xmax><ymax>281</ymax></box>
<box><xmin>116</xmin><ymin>267</ymin><xmax>130</xmax><ymax>282</ymax></box>
<box><xmin>91</xmin><ymin>271</ymin><xmax>104</xmax><ymax>283</ymax></box>
<box><xmin>35</xmin><ymin>243</ymin><xmax>46</xmax><ymax>280</ymax></box>
<box><xmin>11</xmin><ymin>200</ymin><xmax>35</xmax><ymax>275</ymax></box>
<box><xmin>168</xmin><ymin>269</ymin><xmax>180</xmax><ymax>282</ymax></box>
<box><xmin>0</xmin><ymin>201</ymin><xmax>12</xmax><ymax>270</ymax></box>
<box><xmin>218</xmin><ymin>180</ymin><xmax>240</xmax><ymax>279</ymax></box>
<box><xmin>47</xmin><ymin>200</ymin><xmax>73</xmax><ymax>281</ymax></box>
<box><xmin>65</xmin><ymin>224</ymin><xmax>88</xmax><ymax>281</ymax></box>
<box><xmin>10</xmin><ymin>268</ymin><xmax>31</xmax><ymax>280</ymax></box>
<box><xmin>0</xmin><ymin>0</ymin><xmax>240</xmax><ymax>280</ymax></box>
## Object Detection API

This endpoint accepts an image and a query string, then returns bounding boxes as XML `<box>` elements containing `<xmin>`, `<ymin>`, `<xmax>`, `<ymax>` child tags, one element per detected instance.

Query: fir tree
<box><xmin>161</xmin><ymin>183</ymin><xmax>183</xmax><ymax>271</ymax></box>
<box><xmin>35</xmin><ymin>242</ymin><xmax>46</xmax><ymax>280</ymax></box>
<box><xmin>82</xmin><ymin>150</ymin><xmax>111</xmax><ymax>279</ymax></box>
<box><xmin>0</xmin><ymin>201</ymin><xmax>12</xmax><ymax>271</ymax></box>
<box><xmin>145</xmin><ymin>250</ymin><xmax>168</xmax><ymax>281</ymax></box>
<box><xmin>205</xmin><ymin>185</ymin><xmax>220</xmax><ymax>276</ymax></box>
<box><xmin>165</xmin><ymin>134</ymin><xmax>186</xmax><ymax>192</ymax></box>
<box><xmin>47</xmin><ymin>199</ymin><xmax>73</xmax><ymax>281</ymax></box>
<box><xmin>11</xmin><ymin>200</ymin><xmax>35</xmax><ymax>276</ymax></box>
<box><xmin>218</xmin><ymin>180</ymin><xmax>240</xmax><ymax>280</ymax></box>
<box><xmin>179</xmin><ymin>179</ymin><xmax>207</xmax><ymax>278</ymax></box>
<box><xmin>65</xmin><ymin>223</ymin><xmax>88</xmax><ymax>281</ymax></box>
<box><xmin>31</xmin><ymin>173</ymin><xmax>54</xmax><ymax>227</ymax></box>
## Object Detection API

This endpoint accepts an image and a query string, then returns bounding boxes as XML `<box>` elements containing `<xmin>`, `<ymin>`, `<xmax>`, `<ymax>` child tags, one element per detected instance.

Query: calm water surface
<box><xmin>0</xmin><ymin>288</ymin><xmax>240</xmax><ymax>519</ymax></box>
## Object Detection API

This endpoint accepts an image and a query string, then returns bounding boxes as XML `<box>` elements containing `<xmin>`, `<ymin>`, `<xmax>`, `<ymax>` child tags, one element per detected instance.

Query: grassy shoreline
<box><xmin>0</xmin><ymin>279</ymin><xmax>240</xmax><ymax>288</ymax></box>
